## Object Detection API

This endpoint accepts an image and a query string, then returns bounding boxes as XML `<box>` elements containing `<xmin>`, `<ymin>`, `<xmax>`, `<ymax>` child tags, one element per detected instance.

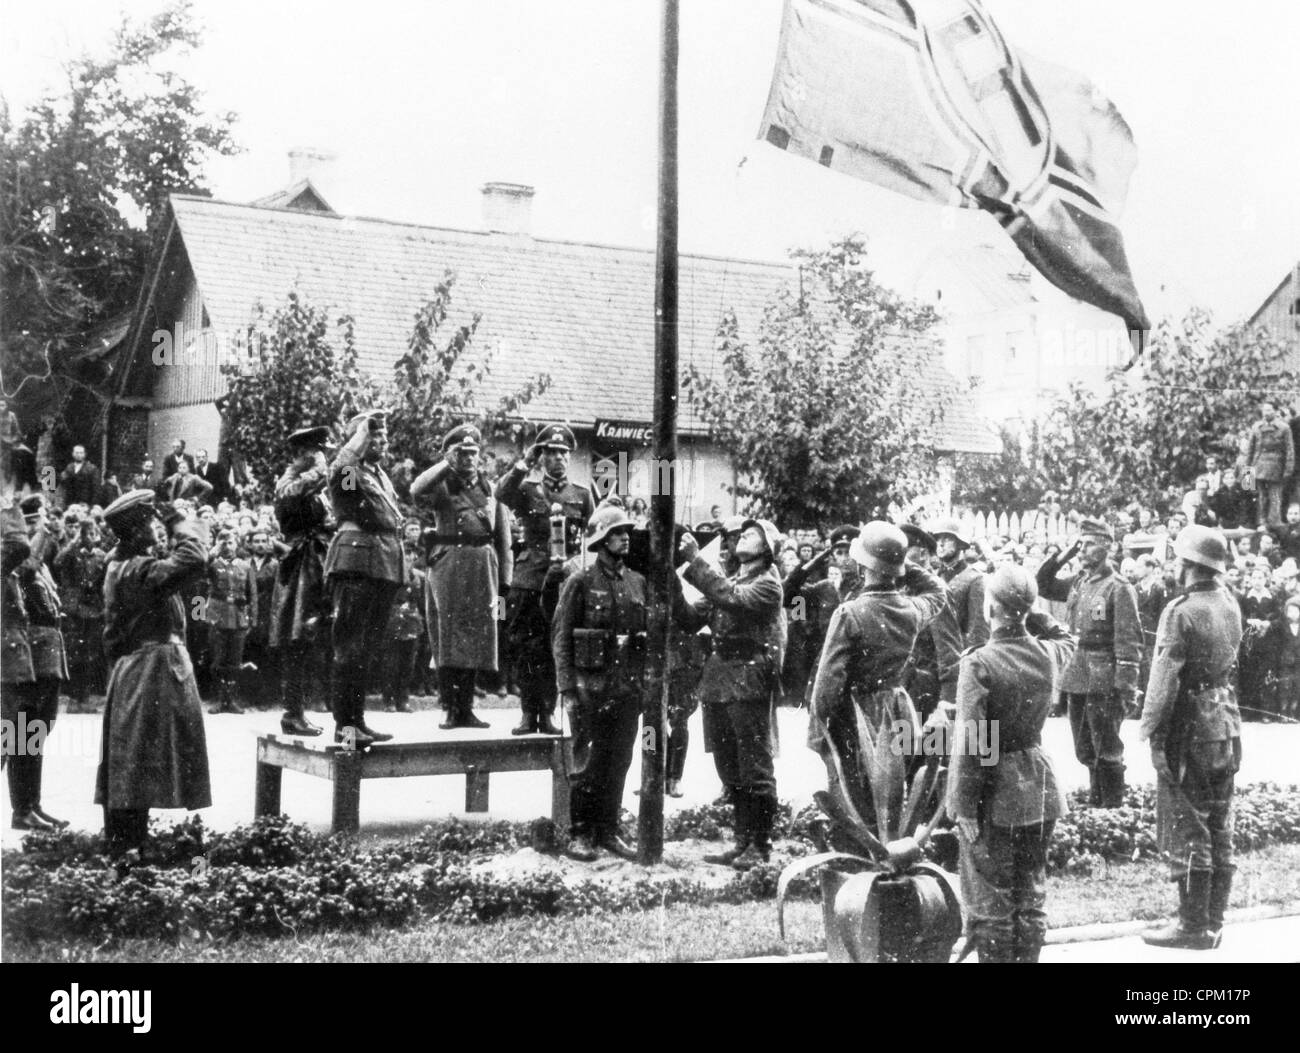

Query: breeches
<box><xmin>331</xmin><ymin>577</ymin><xmax>399</xmax><ymax>668</ymax></box>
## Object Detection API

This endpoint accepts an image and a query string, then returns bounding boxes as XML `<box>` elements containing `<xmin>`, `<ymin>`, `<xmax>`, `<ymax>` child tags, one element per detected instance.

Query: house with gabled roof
<box><xmin>109</xmin><ymin>175</ymin><xmax>997</xmax><ymax>524</ymax></box>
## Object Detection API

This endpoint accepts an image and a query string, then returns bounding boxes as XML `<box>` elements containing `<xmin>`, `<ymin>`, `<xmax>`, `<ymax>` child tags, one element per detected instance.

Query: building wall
<box><xmin>151</xmin><ymin>276</ymin><xmax>230</xmax><ymax>409</ymax></box>
<box><xmin>148</xmin><ymin>403</ymin><xmax>223</xmax><ymax>476</ymax></box>
<box><xmin>1251</xmin><ymin>272</ymin><xmax>1299</xmax><ymax>373</ymax></box>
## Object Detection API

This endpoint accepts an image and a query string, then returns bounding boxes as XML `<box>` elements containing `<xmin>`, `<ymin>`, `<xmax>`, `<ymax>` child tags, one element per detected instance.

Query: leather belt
<box><xmin>432</xmin><ymin>534</ymin><xmax>492</xmax><ymax>547</ymax></box>
<box><xmin>337</xmin><ymin>521</ymin><xmax>400</xmax><ymax>536</ymax></box>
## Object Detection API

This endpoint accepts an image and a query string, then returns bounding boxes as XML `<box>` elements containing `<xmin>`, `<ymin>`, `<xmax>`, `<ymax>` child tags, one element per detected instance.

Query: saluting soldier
<box><xmin>54</xmin><ymin>517</ymin><xmax>108</xmax><ymax>712</ymax></box>
<box><xmin>206</xmin><ymin>530</ymin><xmax>257</xmax><ymax>715</ymax></box>
<box><xmin>3</xmin><ymin>499</ymin><xmax>71</xmax><ymax>831</ymax></box>
<box><xmin>271</xmin><ymin>424</ymin><xmax>334</xmax><ymax>737</ymax></box>
<box><xmin>949</xmin><ymin>565</ymin><xmax>1076</xmax><ymax>963</ymax></box>
<box><xmin>808</xmin><ymin>523</ymin><xmax>948</xmax><ymax>842</ymax></box>
<box><xmin>1036</xmin><ymin>518</ymin><xmax>1143</xmax><ymax>807</ymax></box>
<box><xmin>930</xmin><ymin>517</ymin><xmax>988</xmax><ymax>650</ymax></box>
<box><xmin>552</xmin><ymin>505</ymin><xmax>648</xmax><ymax>861</ymax></box>
<box><xmin>1139</xmin><ymin>525</ymin><xmax>1243</xmax><ymax>950</ymax></box>
<box><xmin>324</xmin><ymin>410</ymin><xmax>402</xmax><ymax>747</ymax></box>
<box><xmin>410</xmin><ymin>425</ymin><xmax>513</xmax><ymax>729</ymax></box>
<box><xmin>95</xmin><ymin>491</ymin><xmax>212</xmax><ymax>858</ymax></box>
<box><xmin>677</xmin><ymin>518</ymin><xmax>787</xmax><ymax>869</ymax></box>
<box><xmin>496</xmin><ymin>424</ymin><xmax>593</xmax><ymax>736</ymax></box>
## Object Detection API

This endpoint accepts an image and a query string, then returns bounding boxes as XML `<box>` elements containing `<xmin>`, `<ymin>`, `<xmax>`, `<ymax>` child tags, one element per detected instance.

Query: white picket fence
<box><xmin>957</xmin><ymin>509</ymin><xmax>1074</xmax><ymax>543</ymax></box>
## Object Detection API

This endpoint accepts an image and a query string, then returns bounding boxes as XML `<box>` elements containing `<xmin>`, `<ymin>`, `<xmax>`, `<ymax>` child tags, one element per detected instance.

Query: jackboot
<box><xmin>456</xmin><ymin>672</ymin><xmax>490</xmax><ymax>729</ymax></box>
<box><xmin>1087</xmin><ymin>767</ymin><xmax>1101</xmax><ymax>807</ymax></box>
<box><xmin>1097</xmin><ymin>762</ymin><xmax>1125</xmax><ymax>808</ymax></box>
<box><xmin>705</xmin><ymin>791</ymin><xmax>751</xmax><ymax>864</ymax></box>
<box><xmin>1143</xmin><ymin>870</ymin><xmax>1217</xmax><ymax>949</ymax></box>
<box><xmin>732</xmin><ymin>793</ymin><xmax>773</xmax><ymax>871</ymax></box>
<box><xmin>535</xmin><ymin>710</ymin><xmax>561</xmax><ymax>736</ymax></box>
<box><xmin>1208</xmin><ymin>867</ymin><xmax>1234</xmax><ymax>942</ymax></box>
<box><xmin>511</xmin><ymin>709</ymin><xmax>538</xmax><ymax>736</ymax></box>
<box><xmin>438</xmin><ymin>667</ymin><xmax>459</xmax><ymax>730</ymax></box>
<box><xmin>1013</xmin><ymin>915</ymin><xmax>1047</xmax><ymax>963</ymax></box>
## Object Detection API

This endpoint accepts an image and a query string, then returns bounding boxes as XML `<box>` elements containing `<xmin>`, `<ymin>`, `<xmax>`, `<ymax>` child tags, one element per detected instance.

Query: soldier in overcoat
<box><xmin>1035</xmin><ymin>518</ymin><xmax>1142</xmax><ymax>807</ymax></box>
<box><xmin>1139</xmin><ymin>525</ymin><xmax>1243</xmax><ymax>950</ymax></box>
<box><xmin>94</xmin><ymin>490</ymin><xmax>212</xmax><ymax>858</ymax></box>
<box><xmin>410</xmin><ymin>425</ymin><xmax>512</xmax><ymax>729</ymax></box>
<box><xmin>271</xmin><ymin>425</ymin><xmax>334</xmax><ymax>736</ymax></box>
<box><xmin>949</xmin><ymin>565</ymin><xmax>1076</xmax><ymax>963</ymax></box>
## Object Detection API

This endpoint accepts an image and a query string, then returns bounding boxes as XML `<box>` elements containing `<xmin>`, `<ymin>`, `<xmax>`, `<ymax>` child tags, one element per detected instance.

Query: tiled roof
<box><xmin>163</xmin><ymin>194</ymin><xmax>996</xmax><ymax>451</ymax></box>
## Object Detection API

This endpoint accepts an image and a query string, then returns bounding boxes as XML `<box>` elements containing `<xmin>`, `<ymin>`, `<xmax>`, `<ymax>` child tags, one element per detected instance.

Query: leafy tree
<box><xmin>1037</xmin><ymin>309</ymin><xmax>1300</xmax><ymax>510</ymax></box>
<box><xmin>219</xmin><ymin>291</ymin><xmax>379</xmax><ymax>494</ymax></box>
<box><xmin>684</xmin><ymin>237</ymin><xmax>948</xmax><ymax>526</ymax></box>
<box><xmin>1</xmin><ymin>0</ymin><xmax>237</xmax><ymax>423</ymax></box>
<box><xmin>385</xmin><ymin>271</ymin><xmax>551</xmax><ymax>466</ymax></box>
<box><xmin>952</xmin><ymin>422</ymin><xmax>1047</xmax><ymax>512</ymax></box>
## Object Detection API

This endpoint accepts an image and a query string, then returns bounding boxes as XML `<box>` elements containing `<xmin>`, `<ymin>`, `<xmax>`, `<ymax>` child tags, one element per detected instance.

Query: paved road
<box><xmin>2</xmin><ymin>705</ymin><xmax>1295</xmax><ymax>842</ymax></box>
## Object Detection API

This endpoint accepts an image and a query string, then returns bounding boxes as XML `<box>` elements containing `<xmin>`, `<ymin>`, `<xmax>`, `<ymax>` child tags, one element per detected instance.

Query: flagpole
<box><xmin>640</xmin><ymin>0</ymin><xmax>678</xmax><ymax>865</ymax></box>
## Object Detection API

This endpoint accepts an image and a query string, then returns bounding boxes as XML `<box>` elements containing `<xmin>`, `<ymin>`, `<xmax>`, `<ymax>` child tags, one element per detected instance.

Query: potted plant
<box><xmin>778</xmin><ymin>699</ymin><xmax>963</xmax><ymax>962</ymax></box>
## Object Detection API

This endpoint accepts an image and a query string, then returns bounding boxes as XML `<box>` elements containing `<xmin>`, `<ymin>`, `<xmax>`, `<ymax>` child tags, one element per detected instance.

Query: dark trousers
<box><xmin>2</xmin><ymin>678</ymin><xmax>60</xmax><ymax>813</ymax></box>
<box><xmin>1067</xmin><ymin>692</ymin><xmax>1124</xmax><ymax>768</ymax></box>
<box><xmin>568</xmin><ymin>695</ymin><xmax>640</xmax><ymax>839</ymax></box>
<box><xmin>330</xmin><ymin>576</ymin><xmax>399</xmax><ymax>727</ymax></box>
<box><xmin>666</xmin><ymin>672</ymin><xmax>699</xmax><ymax>783</ymax></box>
<box><xmin>1158</xmin><ymin>740</ymin><xmax>1237</xmax><ymax>879</ymax></box>
<box><xmin>959</xmin><ymin>820</ymin><xmax>1055</xmax><ymax>955</ymax></box>
<box><xmin>282</xmin><ymin>637</ymin><xmax>328</xmax><ymax>716</ymax></box>
<box><xmin>384</xmin><ymin>638</ymin><xmax>420</xmax><ymax>707</ymax></box>
<box><xmin>703</xmin><ymin>697</ymin><xmax>776</xmax><ymax>802</ymax></box>
<box><xmin>505</xmin><ymin>588</ymin><xmax>556</xmax><ymax>717</ymax></box>
<box><xmin>64</xmin><ymin>614</ymin><xmax>105</xmax><ymax>704</ymax></box>
<box><xmin>208</xmin><ymin>626</ymin><xmax>247</xmax><ymax>677</ymax></box>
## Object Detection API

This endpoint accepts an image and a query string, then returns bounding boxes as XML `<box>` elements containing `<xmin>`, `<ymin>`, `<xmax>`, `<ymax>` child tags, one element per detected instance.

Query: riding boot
<box><xmin>732</xmin><ymin>793</ymin><xmax>774</xmax><ymax>870</ymax></box>
<box><xmin>1143</xmin><ymin>870</ymin><xmax>1217</xmax><ymax>949</ymax></box>
<box><xmin>1098</xmin><ymin>761</ymin><xmax>1125</xmax><ymax>808</ymax></box>
<box><xmin>438</xmin><ymin>668</ymin><xmax>460</xmax><ymax>729</ymax></box>
<box><xmin>1087</xmin><ymin>767</ymin><xmax>1101</xmax><ymax>807</ymax></box>
<box><xmin>704</xmin><ymin>790</ymin><xmax>752</xmax><ymax>864</ymax></box>
<box><xmin>457</xmin><ymin>669</ymin><xmax>490</xmax><ymax>729</ymax></box>
<box><xmin>1208</xmin><ymin>867</ymin><xmax>1234</xmax><ymax>943</ymax></box>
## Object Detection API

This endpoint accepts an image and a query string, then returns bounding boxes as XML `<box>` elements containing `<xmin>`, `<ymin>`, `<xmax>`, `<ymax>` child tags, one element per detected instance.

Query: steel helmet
<box><xmin>849</xmin><ymin>522</ymin><xmax>908</xmax><ymax>577</ymax></box>
<box><xmin>740</xmin><ymin>518</ymin><xmax>781</xmax><ymax>560</ymax></box>
<box><xmin>1174</xmin><ymin>523</ymin><xmax>1228</xmax><ymax>574</ymax></box>
<box><xmin>586</xmin><ymin>505</ymin><xmax>637</xmax><ymax>551</ymax></box>
<box><xmin>927</xmin><ymin>516</ymin><xmax>970</xmax><ymax>548</ymax></box>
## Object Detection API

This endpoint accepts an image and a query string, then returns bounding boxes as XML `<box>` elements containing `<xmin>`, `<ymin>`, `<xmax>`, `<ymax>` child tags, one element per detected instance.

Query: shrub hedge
<box><xmin>5</xmin><ymin>783</ymin><xmax>1297</xmax><ymax>945</ymax></box>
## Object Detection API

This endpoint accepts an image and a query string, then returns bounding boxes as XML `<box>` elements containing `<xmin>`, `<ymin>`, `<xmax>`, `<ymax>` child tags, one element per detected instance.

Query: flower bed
<box><xmin>5</xmin><ymin>783</ymin><xmax>1297</xmax><ymax>946</ymax></box>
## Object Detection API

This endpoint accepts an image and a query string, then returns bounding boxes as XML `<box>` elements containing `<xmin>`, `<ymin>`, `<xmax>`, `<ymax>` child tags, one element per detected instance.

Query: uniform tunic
<box><xmin>270</xmin><ymin>452</ymin><xmax>332</xmax><ymax>647</ymax></box>
<box><xmin>552</xmin><ymin>552</ymin><xmax>649</xmax><ymax>838</ymax></box>
<box><xmin>949</xmin><ymin>616</ymin><xmax>1076</xmax><ymax>952</ymax></box>
<box><xmin>1138</xmin><ymin>581</ymin><xmax>1243</xmax><ymax>878</ymax></box>
<box><xmin>94</xmin><ymin>520</ymin><xmax>212</xmax><ymax>811</ymax></box>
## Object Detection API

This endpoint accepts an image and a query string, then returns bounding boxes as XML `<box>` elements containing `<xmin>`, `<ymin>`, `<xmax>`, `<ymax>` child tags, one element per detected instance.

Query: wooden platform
<box><xmin>254</xmin><ymin>733</ymin><xmax>573</xmax><ymax>836</ymax></box>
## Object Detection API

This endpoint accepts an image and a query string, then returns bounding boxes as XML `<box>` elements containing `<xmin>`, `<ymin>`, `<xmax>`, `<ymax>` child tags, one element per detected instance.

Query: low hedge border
<box><xmin>5</xmin><ymin>782</ymin><xmax>1297</xmax><ymax>945</ymax></box>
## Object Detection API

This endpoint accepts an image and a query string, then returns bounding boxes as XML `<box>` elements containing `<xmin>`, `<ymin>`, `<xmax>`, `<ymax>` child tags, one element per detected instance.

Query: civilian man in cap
<box><xmin>808</xmin><ymin>523</ymin><xmax>948</xmax><ymax>842</ymax></box>
<box><xmin>410</xmin><ymin>424</ymin><xmax>513</xmax><ymax>730</ymax></box>
<box><xmin>1036</xmin><ymin>518</ymin><xmax>1142</xmax><ymax>807</ymax></box>
<box><xmin>496</xmin><ymin>423</ymin><xmax>593</xmax><ymax>735</ymax></box>
<box><xmin>94</xmin><ymin>490</ymin><xmax>211</xmax><ymax>858</ymax></box>
<box><xmin>677</xmin><ymin>518</ymin><xmax>787</xmax><ymax>869</ymax></box>
<box><xmin>949</xmin><ymin>565</ymin><xmax>1076</xmax><ymax>963</ymax></box>
<box><xmin>3</xmin><ymin>496</ymin><xmax>71</xmax><ymax>831</ymax></box>
<box><xmin>1140</xmin><ymin>524</ymin><xmax>1243</xmax><ymax>950</ymax></box>
<box><xmin>553</xmin><ymin>504</ymin><xmax>648</xmax><ymax>860</ymax></box>
<box><xmin>271</xmin><ymin>425</ymin><xmax>335</xmax><ymax>737</ymax></box>
<box><xmin>323</xmin><ymin>410</ymin><xmax>401</xmax><ymax>747</ymax></box>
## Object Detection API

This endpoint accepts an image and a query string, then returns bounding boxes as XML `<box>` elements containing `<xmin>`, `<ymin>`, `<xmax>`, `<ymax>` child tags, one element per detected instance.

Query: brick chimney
<box><xmin>480</xmin><ymin>182</ymin><xmax>535</xmax><ymax>236</ymax></box>
<box><xmin>288</xmin><ymin>147</ymin><xmax>336</xmax><ymax>184</ymax></box>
